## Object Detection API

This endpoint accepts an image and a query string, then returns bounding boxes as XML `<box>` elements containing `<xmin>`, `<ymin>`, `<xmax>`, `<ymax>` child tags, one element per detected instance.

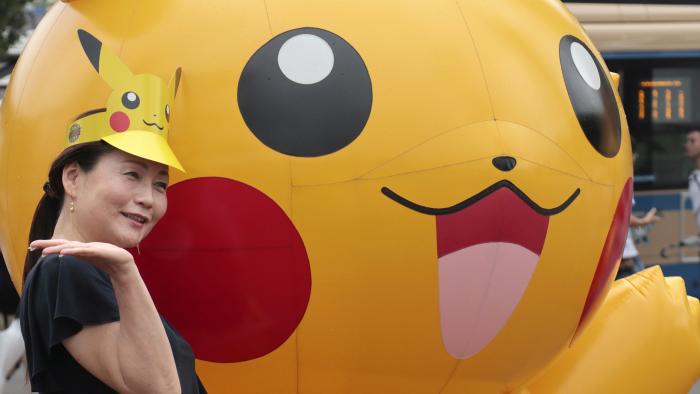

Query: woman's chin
<box><xmin>112</xmin><ymin>233</ymin><xmax>141</xmax><ymax>250</ymax></box>
<box><xmin>111</xmin><ymin>224</ymin><xmax>152</xmax><ymax>249</ymax></box>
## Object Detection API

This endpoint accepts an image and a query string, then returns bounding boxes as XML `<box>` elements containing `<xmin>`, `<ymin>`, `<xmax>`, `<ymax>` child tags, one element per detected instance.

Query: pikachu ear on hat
<box><xmin>77</xmin><ymin>29</ymin><xmax>133</xmax><ymax>91</ymax></box>
<box><xmin>168</xmin><ymin>67</ymin><xmax>182</xmax><ymax>100</ymax></box>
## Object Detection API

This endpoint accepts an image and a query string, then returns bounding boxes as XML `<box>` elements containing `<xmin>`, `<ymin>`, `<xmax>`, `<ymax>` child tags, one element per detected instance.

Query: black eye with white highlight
<box><xmin>560</xmin><ymin>35</ymin><xmax>621</xmax><ymax>158</ymax></box>
<box><xmin>122</xmin><ymin>91</ymin><xmax>140</xmax><ymax>109</ymax></box>
<box><xmin>238</xmin><ymin>27</ymin><xmax>373</xmax><ymax>157</ymax></box>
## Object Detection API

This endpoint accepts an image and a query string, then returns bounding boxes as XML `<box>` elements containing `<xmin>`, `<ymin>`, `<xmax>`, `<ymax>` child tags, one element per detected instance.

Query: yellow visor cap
<box><xmin>103</xmin><ymin>130</ymin><xmax>184</xmax><ymax>172</ymax></box>
<box><xmin>68</xmin><ymin>29</ymin><xmax>185</xmax><ymax>171</ymax></box>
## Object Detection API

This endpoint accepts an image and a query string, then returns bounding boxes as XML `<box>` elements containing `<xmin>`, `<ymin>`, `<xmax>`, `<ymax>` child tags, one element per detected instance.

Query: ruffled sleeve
<box><xmin>19</xmin><ymin>254</ymin><xmax>120</xmax><ymax>391</ymax></box>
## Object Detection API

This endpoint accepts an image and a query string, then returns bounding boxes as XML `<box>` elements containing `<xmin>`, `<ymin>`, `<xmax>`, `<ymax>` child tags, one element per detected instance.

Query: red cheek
<box><xmin>574</xmin><ymin>178</ymin><xmax>632</xmax><ymax>337</ymax></box>
<box><xmin>134</xmin><ymin>177</ymin><xmax>311</xmax><ymax>363</ymax></box>
<box><xmin>109</xmin><ymin>112</ymin><xmax>130</xmax><ymax>132</ymax></box>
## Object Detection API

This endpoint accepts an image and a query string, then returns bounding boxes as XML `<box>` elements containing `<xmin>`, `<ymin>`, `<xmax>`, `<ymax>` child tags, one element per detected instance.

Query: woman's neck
<box><xmin>52</xmin><ymin>210</ymin><xmax>89</xmax><ymax>242</ymax></box>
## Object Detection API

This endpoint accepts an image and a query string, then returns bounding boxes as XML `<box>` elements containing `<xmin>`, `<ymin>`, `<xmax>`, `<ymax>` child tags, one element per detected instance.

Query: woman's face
<box><xmin>69</xmin><ymin>149</ymin><xmax>169</xmax><ymax>247</ymax></box>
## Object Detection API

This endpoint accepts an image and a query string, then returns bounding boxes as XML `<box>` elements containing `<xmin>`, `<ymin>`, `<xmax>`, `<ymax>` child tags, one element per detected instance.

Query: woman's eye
<box><xmin>125</xmin><ymin>171</ymin><xmax>140</xmax><ymax>179</ymax></box>
<box><xmin>155</xmin><ymin>182</ymin><xmax>168</xmax><ymax>190</ymax></box>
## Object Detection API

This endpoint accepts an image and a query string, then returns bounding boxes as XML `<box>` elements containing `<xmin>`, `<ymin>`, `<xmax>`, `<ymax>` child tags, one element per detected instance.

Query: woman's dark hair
<box><xmin>23</xmin><ymin>141</ymin><xmax>115</xmax><ymax>281</ymax></box>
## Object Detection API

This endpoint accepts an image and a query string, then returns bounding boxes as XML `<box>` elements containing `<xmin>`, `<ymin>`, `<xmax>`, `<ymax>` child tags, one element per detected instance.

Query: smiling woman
<box><xmin>17</xmin><ymin>29</ymin><xmax>206</xmax><ymax>394</ymax></box>
<box><xmin>51</xmin><ymin>149</ymin><xmax>169</xmax><ymax>252</ymax></box>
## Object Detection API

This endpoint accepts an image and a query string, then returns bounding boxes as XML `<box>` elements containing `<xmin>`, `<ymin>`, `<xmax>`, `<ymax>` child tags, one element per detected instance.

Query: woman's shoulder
<box><xmin>19</xmin><ymin>255</ymin><xmax>121</xmax><ymax>393</ymax></box>
<box><xmin>32</xmin><ymin>254</ymin><xmax>109</xmax><ymax>278</ymax></box>
<box><xmin>21</xmin><ymin>252</ymin><xmax>119</xmax><ymax>333</ymax></box>
<box><xmin>24</xmin><ymin>254</ymin><xmax>112</xmax><ymax>296</ymax></box>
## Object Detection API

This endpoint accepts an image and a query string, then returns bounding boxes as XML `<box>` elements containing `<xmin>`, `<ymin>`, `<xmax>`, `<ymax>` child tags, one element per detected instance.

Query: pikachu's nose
<box><xmin>492</xmin><ymin>156</ymin><xmax>517</xmax><ymax>172</ymax></box>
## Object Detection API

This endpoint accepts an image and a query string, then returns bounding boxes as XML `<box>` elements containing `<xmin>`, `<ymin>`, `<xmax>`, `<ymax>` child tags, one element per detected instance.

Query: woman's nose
<box><xmin>134</xmin><ymin>188</ymin><xmax>155</xmax><ymax>208</ymax></box>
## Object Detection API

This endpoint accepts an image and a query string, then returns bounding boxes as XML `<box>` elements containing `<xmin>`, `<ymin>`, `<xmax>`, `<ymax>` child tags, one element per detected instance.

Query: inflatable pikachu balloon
<box><xmin>1</xmin><ymin>0</ymin><xmax>699</xmax><ymax>393</ymax></box>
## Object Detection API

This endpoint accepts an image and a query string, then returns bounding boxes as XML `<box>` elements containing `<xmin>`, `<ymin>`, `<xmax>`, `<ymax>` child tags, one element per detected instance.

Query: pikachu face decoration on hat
<box><xmin>68</xmin><ymin>29</ymin><xmax>184</xmax><ymax>171</ymax></box>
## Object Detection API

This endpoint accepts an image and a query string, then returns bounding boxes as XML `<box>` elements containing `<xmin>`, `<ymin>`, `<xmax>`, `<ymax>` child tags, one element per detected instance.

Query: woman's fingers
<box><xmin>38</xmin><ymin>241</ymin><xmax>87</xmax><ymax>255</ymax></box>
<box><xmin>55</xmin><ymin>243</ymin><xmax>134</xmax><ymax>268</ymax></box>
<box><xmin>57</xmin><ymin>245</ymin><xmax>114</xmax><ymax>257</ymax></box>
<box><xmin>30</xmin><ymin>240</ymin><xmax>135</xmax><ymax>275</ymax></box>
<box><xmin>37</xmin><ymin>241</ymin><xmax>114</xmax><ymax>259</ymax></box>
<box><xmin>29</xmin><ymin>238</ymin><xmax>71</xmax><ymax>250</ymax></box>
<box><xmin>43</xmin><ymin>243</ymin><xmax>107</xmax><ymax>258</ymax></box>
<box><xmin>56</xmin><ymin>247</ymin><xmax>95</xmax><ymax>258</ymax></box>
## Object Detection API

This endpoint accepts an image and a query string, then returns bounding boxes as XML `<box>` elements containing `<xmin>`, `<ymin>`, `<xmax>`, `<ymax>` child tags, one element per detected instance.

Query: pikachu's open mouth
<box><xmin>382</xmin><ymin>181</ymin><xmax>580</xmax><ymax>359</ymax></box>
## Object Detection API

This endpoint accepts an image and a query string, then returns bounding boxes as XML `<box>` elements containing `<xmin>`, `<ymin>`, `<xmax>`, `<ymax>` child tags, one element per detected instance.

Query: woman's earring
<box><xmin>70</xmin><ymin>200</ymin><xmax>75</xmax><ymax>213</ymax></box>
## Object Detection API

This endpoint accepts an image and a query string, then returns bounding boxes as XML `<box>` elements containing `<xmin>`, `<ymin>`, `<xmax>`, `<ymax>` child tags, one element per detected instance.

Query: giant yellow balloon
<box><xmin>1</xmin><ymin>0</ymin><xmax>698</xmax><ymax>392</ymax></box>
<box><xmin>528</xmin><ymin>266</ymin><xmax>700</xmax><ymax>394</ymax></box>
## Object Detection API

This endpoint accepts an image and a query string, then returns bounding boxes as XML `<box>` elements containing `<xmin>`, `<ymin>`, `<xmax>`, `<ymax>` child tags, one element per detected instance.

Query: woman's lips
<box><xmin>121</xmin><ymin>212</ymin><xmax>147</xmax><ymax>228</ymax></box>
<box><xmin>383</xmin><ymin>181</ymin><xmax>579</xmax><ymax>359</ymax></box>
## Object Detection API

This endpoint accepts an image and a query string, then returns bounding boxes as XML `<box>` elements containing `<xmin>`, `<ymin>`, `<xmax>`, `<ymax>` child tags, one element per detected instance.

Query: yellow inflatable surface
<box><xmin>0</xmin><ymin>0</ymin><xmax>698</xmax><ymax>392</ymax></box>
<box><xmin>528</xmin><ymin>267</ymin><xmax>700</xmax><ymax>394</ymax></box>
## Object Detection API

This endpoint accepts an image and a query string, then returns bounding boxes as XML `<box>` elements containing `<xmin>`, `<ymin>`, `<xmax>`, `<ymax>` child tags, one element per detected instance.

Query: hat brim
<box><xmin>103</xmin><ymin>130</ymin><xmax>185</xmax><ymax>172</ymax></box>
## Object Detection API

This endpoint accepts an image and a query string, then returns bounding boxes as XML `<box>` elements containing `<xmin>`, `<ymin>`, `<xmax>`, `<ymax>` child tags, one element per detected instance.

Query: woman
<box><xmin>19</xmin><ymin>29</ymin><xmax>205</xmax><ymax>393</ymax></box>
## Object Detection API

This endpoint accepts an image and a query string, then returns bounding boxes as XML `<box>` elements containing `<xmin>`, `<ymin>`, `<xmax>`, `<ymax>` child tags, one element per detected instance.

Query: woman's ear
<box><xmin>62</xmin><ymin>162</ymin><xmax>81</xmax><ymax>199</ymax></box>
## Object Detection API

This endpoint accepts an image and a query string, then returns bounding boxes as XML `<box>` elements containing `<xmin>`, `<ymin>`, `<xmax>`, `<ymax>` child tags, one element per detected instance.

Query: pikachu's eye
<box><xmin>560</xmin><ymin>36</ymin><xmax>621</xmax><ymax>157</ymax></box>
<box><xmin>238</xmin><ymin>27</ymin><xmax>372</xmax><ymax>157</ymax></box>
<box><xmin>122</xmin><ymin>91</ymin><xmax>140</xmax><ymax>109</ymax></box>
<box><xmin>165</xmin><ymin>104</ymin><xmax>171</xmax><ymax>122</ymax></box>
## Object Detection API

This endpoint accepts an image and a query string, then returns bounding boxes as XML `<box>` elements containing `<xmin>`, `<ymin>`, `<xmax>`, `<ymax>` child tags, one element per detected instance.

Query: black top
<box><xmin>0</xmin><ymin>253</ymin><xmax>19</xmax><ymax>314</ymax></box>
<box><xmin>19</xmin><ymin>254</ymin><xmax>207</xmax><ymax>394</ymax></box>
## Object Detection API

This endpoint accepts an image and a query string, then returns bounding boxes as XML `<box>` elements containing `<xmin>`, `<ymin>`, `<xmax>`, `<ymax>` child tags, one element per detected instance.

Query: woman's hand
<box><xmin>29</xmin><ymin>239</ymin><xmax>137</xmax><ymax>279</ymax></box>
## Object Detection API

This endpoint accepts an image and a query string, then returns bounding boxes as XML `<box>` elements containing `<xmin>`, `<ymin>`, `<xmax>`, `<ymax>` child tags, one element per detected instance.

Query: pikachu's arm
<box><xmin>524</xmin><ymin>266</ymin><xmax>700</xmax><ymax>394</ymax></box>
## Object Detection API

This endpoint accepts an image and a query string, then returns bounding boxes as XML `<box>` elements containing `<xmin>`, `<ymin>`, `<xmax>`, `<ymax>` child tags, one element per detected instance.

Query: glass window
<box><xmin>607</xmin><ymin>57</ymin><xmax>700</xmax><ymax>190</ymax></box>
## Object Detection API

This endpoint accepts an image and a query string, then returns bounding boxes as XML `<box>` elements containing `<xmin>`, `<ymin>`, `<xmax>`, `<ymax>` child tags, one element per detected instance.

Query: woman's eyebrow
<box><xmin>123</xmin><ymin>159</ymin><xmax>168</xmax><ymax>177</ymax></box>
<box><xmin>123</xmin><ymin>159</ymin><xmax>148</xmax><ymax>169</ymax></box>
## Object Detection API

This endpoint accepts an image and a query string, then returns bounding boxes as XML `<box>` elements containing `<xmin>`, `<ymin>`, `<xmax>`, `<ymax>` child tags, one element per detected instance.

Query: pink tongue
<box><xmin>438</xmin><ymin>242</ymin><xmax>538</xmax><ymax>358</ymax></box>
<box><xmin>434</xmin><ymin>187</ymin><xmax>548</xmax><ymax>358</ymax></box>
